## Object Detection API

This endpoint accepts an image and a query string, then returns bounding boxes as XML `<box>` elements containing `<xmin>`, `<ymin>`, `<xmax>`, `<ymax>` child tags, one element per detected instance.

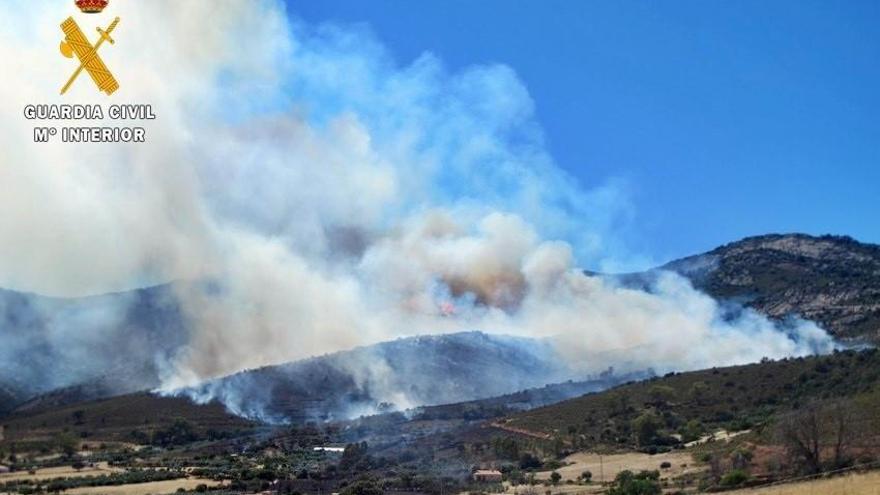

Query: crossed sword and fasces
<box><xmin>59</xmin><ymin>16</ymin><xmax>120</xmax><ymax>95</ymax></box>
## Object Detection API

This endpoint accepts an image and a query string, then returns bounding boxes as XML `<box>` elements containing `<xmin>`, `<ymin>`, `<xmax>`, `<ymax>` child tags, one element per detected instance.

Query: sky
<box><xmin>290</xmin><ymin>0</ymin><xmax>880</xmax><ymax>263</ymax></box>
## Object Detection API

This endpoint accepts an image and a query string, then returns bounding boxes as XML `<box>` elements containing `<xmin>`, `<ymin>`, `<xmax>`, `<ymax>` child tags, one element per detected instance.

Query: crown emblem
<box><xmin>75</xmin><ymin>0</ymin><xmax>109</xmax><ymax>14</ymax></box>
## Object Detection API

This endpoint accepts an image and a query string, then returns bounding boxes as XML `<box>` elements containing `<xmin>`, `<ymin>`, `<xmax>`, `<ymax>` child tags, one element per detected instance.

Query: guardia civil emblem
<box><xmin>59</xmin><ymin>1</ymin><xmax>120</xmax><ymax>95</ymax></box>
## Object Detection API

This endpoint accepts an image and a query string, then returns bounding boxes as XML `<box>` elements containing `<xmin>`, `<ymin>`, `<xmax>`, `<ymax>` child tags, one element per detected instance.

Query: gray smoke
<box><xmin>179</xmin><ymin>331</ymin><xmax>575</xmax><ymax>424</ymax></box>
<box><xmin>0</xmin><ymin>1</ymin><xmax>836</xmax><ymax>418</ymax></box>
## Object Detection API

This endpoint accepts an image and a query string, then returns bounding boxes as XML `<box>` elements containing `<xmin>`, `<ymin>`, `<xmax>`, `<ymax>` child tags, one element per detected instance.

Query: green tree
<box><xmin>607</xmin><ymin>470</ymin><xmax>661</xmax><ymax>495</ymax></box>
<box><xmin>492</xmin><ymin>436</ymin><xmax>520</xmax><ymax>460</ymax></box>
<box><xmin>341</xmin><ymin>478</ymin><xmax>384</xmax><ymax>495</ymax></box>
<box><xmin>151</xmin><ymin>418</ymin><xmax>199</xmax><ymax>447</ymax></box>
<box><xmin>720</xmin><ymin>469</ymin><xmax>749</xmax><ymax>487</ymax></box>
<box><xmin>340</xmin><ymin>442</ymin><xmax>372</xmax><ymax>472</ymax></box>
<box><xmin>648</xmin><ymin>385</ymin><xmax>676</xmax><ymax>406</ymax></box>
<box><xmin>550</xmin><ymin>472</ymin><xmax>561</xmax><ymax>485</ymax></box>
<box><xmin>519</xmin><ymin>452</ymin><xmax>542</xmax><ymax>470</ymax></box>
<box><xmin>680</xmin><ymin>419</ymin><xmax>704</xmax><ymax>443</ymax></box>
<box><xmin>689</xmin><ymin>381</ymin><xmax>709</xmax><ymax>404</ymax></box>
<box><xmin>56</xmin><ymin>432</ymin><xmax>78</xmax><ymax>458</ymax></box>
<box><xmin>632</xmin><ymin>412</ymin><xmax>662</xmax><ymax>446</ymax></box>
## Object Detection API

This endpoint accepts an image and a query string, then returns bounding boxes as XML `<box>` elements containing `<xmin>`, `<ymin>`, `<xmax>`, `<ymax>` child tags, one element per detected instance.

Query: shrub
<box><xmin>632</xmin><ymin>412</ymin><xmax>662</xmax><ymax>447</ymax></box>
<box><xmin>720</xmin><ymin>469</ymin><xmax>749</xmax><ymax>487</ymax></box>
<box><xmin>341</xmin><ymin>478</ymin><xmax>384</xmax><ymax>495</ymax></box>
<box><xmin>519</xmin><ymin>453</ymin><xmax>542</xmax><ymax>470</ymax></box>
<box><xmin>607</xmin><ymin>470</ymin><xmax>661</xmax><ymax>495</ymax></box>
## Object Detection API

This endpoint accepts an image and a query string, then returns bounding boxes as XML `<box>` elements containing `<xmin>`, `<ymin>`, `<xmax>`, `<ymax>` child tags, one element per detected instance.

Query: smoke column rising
<box><xmin>0</xmin><ymin>1</ymin><xmax>834</xmax><ymax>409</ymax></box>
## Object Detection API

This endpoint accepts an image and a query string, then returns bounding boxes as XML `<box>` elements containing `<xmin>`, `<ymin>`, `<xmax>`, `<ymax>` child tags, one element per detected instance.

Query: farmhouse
<box><xmin>473</xmin><ymin>469</ymin><xmax>502</xmax><ymax>483</ymax></box>
<box><xmin>0</xmin><ymin>465</ymin><xmax>9</xmax><ymax>474</ymax></box>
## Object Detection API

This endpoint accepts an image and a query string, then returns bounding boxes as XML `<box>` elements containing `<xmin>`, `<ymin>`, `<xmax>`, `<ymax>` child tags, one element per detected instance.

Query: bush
<box><xmin>607</xmin><ymin>470</ymin><xmax>661</xmax><ymax>495</ymax></box>
<box><xmin>720</xmin><ymin>469</ymin><xmax>749</xmax><ymax>487</ymax></box>
<box><xmin>632</xmin><ymin>412</ymin><xmax>662</xmax><ymax>447</ymax></box>
<box><xmin>152</xmin><ymin>418</ymin><xmax>200</xmax><ymax>447</ymax></box>
<box><xmin>519</xmin><ymin>453</ymin><xmax>542</xmax><ymax>470</ymax></box>
<box><xmin>659</xmin><ymin>461</ymin><xmax>671</xmax><ymax>469</ymax></box>
<box><xmin>341</xmin><ymin>478</ymin><xmax>384</xmax><ymax>495</ymax></box>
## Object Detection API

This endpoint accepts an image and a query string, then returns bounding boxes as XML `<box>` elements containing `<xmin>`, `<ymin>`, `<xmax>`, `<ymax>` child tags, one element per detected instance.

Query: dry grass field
<box><xmin>504</xmin><ymin>482</ymin><xmax>605</xmax><ymax>495</ymax></box>
<box><xmin>726</xmin><ymin>470</ymin><xmax>880</xmax><ymax>495</ymax></box>
<box><xmin>0</xmin><ymin>462</ymin><xmax>123</xmax><ymax>483</ymax></box>
<box><xmin>64</xmin><ymin>477</ymin><xmax>225</xmax><ymax>495</ymax></box>
<box><xmin>534</xmin><ymin>450</ymin><xmax>701</xmax><ymax>484</ymax></box>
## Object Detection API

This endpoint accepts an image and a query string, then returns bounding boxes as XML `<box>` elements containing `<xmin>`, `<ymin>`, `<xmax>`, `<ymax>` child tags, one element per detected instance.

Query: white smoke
<box><xmin>0</xmin><ymin>1</ymin><xmax>834</xmax><ymax>403</ymax></box>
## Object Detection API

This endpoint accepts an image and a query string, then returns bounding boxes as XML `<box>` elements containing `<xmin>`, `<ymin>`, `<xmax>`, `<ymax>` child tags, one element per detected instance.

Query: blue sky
<box><xmin>288</xmin><ymin>0</ymin><xmax>879</xmax><ymax>263</ymax></box>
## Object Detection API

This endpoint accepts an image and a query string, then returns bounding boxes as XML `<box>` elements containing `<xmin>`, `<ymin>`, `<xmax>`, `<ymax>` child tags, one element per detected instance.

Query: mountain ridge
<box><xmin>661</xmin><ymin>233</ymin><xmax>880</xmax><ymax>343</ymax></box>
<box><xmin>2</xmin><ymin>232</ymin><xmax>878</xmax><ymax>417</ymax></box>
<box><xmin>173</xmin><ymin>331</ymin><xmax>574</xmax><ymax>423</ymax></box>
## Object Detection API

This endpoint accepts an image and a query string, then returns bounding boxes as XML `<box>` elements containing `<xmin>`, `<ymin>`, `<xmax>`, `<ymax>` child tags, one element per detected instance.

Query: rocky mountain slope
<box><xmin>662</xmin><ymin>234</ymin><xmax>880</xmax><ymax>343</ymax></box>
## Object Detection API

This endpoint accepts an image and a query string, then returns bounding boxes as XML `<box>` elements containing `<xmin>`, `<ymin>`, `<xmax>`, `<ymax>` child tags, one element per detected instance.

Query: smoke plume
<box><xmin>0</xmin><ymin>1</ymin><xmax>834</xmax><ymax>414</ymax></box>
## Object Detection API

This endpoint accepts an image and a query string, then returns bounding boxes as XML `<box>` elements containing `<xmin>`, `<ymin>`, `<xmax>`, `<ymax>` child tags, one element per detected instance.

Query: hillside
<box><xmin>500</xmin><ymin>348</ymin><xmax>880</xmax><ymax>450</ymax></box>
<box><xmin>0</xmin><ymin>383</ymin><xmax>24</xmax><ymax>416</ymax></box>
<box><xmin>0</xmin><ymin>392</ymin><xmax>256</xmax><ymax>445</ymax></box>
<box><xmin>662</xmin><ymin>234</ymin><xmax>880</xmax><ymax>343</ymax></box>
<box><xmin>0</xmin><ymin>368</ymin><xmax>642</xmax><ymax>452</ymax></box>
<box><xmin>0</xmin><ymin>284</ymin><xmax>188</xmax><ymax>410</ymax></box>
<box><xmin>177</xmin><ymin>331</ymin><xmax>576</xmax><ymax>423</ymax></box>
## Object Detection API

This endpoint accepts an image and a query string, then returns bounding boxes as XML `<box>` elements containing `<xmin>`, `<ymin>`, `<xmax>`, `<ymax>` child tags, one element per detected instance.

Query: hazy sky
<box><xmin>290</xmin><ymin>0</ymin><xmax>880</xmax><ymax>264</ymax></box>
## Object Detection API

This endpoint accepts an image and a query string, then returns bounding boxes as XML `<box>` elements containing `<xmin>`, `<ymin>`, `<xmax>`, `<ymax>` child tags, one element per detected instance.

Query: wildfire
<box><xmin>439</xmin><ymin>301</ymin><xmax>456</xmax><ymax>317</ymax></box>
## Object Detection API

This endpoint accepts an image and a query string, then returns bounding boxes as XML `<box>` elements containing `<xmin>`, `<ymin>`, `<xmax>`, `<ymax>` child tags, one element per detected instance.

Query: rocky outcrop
<box><xmin>663</xmin><ymin>234</ymin><xmax>880</xmax><ymax>343</ymax></box>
